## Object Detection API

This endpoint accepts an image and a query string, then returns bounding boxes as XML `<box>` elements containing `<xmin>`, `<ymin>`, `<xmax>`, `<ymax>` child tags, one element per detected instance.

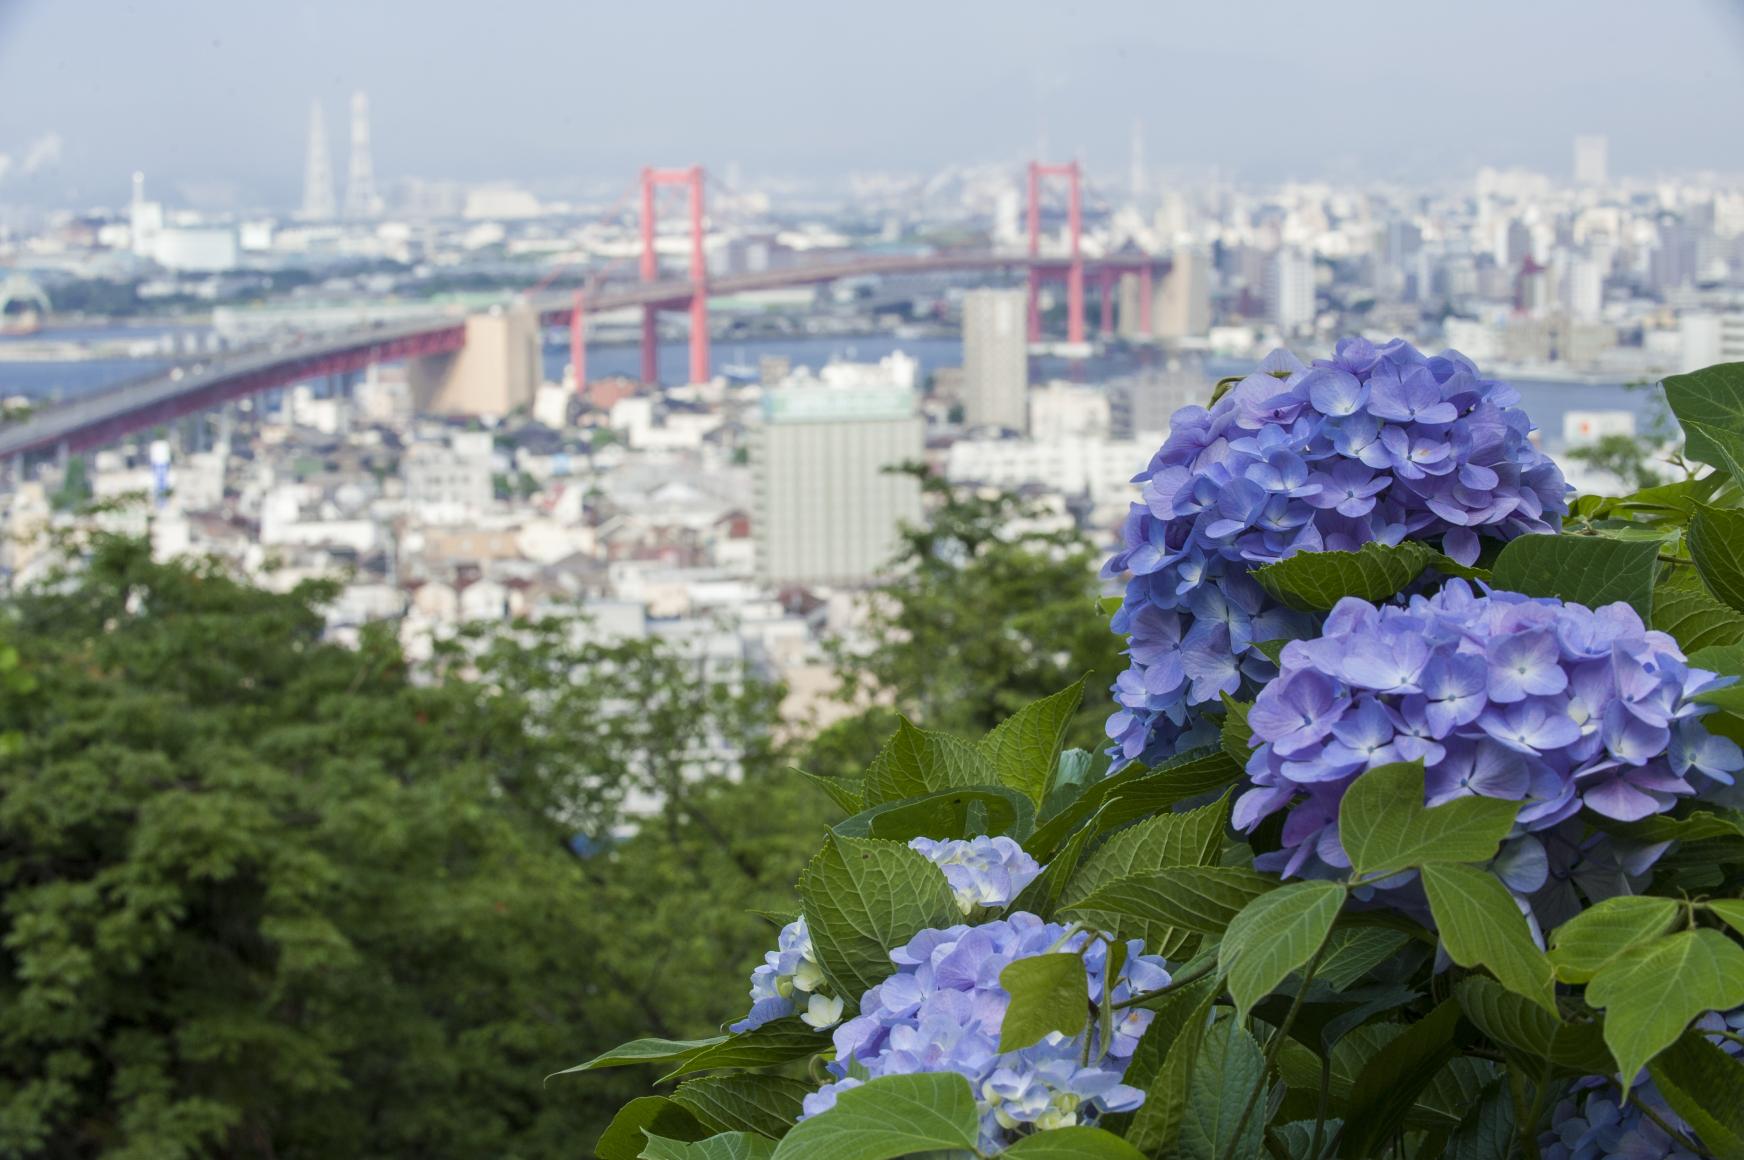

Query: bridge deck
<box><xmin>0</xmin><ymin>252</ymin><xmax>1167</xmax><ymax>459</ymax></box>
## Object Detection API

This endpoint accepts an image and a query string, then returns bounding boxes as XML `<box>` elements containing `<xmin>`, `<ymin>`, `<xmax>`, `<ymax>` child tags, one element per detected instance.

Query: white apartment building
<box><xmin>962</xmin><ymin>288</ymin><xmax>1029</xmax><ymax>433</ymax></box>
<box><xmin>1028</xmin><ymin>381</ymin><xmax>1110</xmax><ymax>439</ymax></box>
<box><xmin>1266</xmin><ymin>248</ymin><xmax>1316</xmax><ymax>334</ymax></box>
<box><xmin>1681</xmin><ymin>312</ymin><xmax>1744</xmax><ymax>372</ymax></box>
<box><xmin>753</xmin><ymin>367</ymin><xmax>923</xmax><ymax>586</ymax></box>
<box><xmin>402</xmin><ymin>434</ymin><xmax>493</xmax><ymax>524</ymax></box>
<box><xmin>944</xmin><ymin>436</ymin><xmax>1154</xmax><ymax>506</ymax></box>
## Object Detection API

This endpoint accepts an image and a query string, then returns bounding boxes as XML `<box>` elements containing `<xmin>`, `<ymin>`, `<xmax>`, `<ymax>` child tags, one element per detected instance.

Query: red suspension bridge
<box><xmin>0</xmin><ymin>162</ymin><xmax>1168</xmax><ymax>461</ymax></box>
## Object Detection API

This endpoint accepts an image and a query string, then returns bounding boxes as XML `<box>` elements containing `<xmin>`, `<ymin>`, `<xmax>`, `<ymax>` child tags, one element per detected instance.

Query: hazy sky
<box><xmin>2</xmin><ymin>0</ymin><xmax>1742</xmax><ymax>209</ymax></box>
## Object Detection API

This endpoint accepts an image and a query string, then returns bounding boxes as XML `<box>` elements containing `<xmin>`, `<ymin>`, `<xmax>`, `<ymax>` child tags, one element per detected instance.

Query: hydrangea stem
<box><xmin>1223</xmin><ymin>940</ymin><xmax>1328</xmax><ymax>1160</ymax></box>
<box><xmin>1633</xmin><ymin>1099</ymin><xmax>1709</xmax><ymax>1157</ymax></box>
<box><xmin>1111</xmin><ymin>955</ymin><xmax>1218</xmax><ymax>1010</ymax></box>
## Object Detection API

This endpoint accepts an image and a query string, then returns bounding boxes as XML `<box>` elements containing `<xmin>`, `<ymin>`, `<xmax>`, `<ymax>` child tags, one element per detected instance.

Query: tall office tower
<box><xmin>1155</xmin><ymin>247</ymin><xmax>1211</xmax><ymax>339</ymax></box>
<box><xmin>1574</xmin><ymin>135</ymin><xmax>1608</xmax><ymax>187</ymax></box>
<box><xmin>961</xmin><ymin>288</ymin><xmax>1029</xmax><ymax>433</ymax></box>
<box><xmin>754</xmin><ymin>369</ymin><xmax>924</xmax><ymax>586</ymax></box>
<box><xmin>1108</xmin><ymin>360</ymin><xmax>1205</xmax><ymax>441</ymax></box>
<box><xmin>1118</xmin><ymin>249</ymin><xmax>1211</xmax><ymax>341</ymax></box>
<box><xmin>301</xmin><ymin>101</ymin><xmax>336</xmax><ymax>221</ymax></box>
<box><xmin>1266</xmin><ymin>247</ymin><xmax>1315</xmax><ymax>334</ymax></box>
<box><xmin>1566</xmin><ymin>254</ymin><xmax>1605</xmax><ymax>321</ymax></box>
<box><xmin>344</xmin><ymin>91</ymin><xmax>379</xmax><ymax>219</ymax></box>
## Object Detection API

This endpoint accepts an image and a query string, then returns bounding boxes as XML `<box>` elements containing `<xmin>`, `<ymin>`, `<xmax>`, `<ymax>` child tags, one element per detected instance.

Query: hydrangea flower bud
<box><xmin>909</xmin><ymin>836</ymin><xmax>1044</xmax><ymax>914</ymax></box>
<box><xmin>731</xmin><ymin>916</ymin><xmax>841</xmax><ymax>1033</ymax></box>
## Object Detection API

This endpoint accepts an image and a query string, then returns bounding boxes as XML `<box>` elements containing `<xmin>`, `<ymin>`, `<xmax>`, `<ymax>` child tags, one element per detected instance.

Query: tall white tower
<box><xmin>344</xmin><ymin>91</ymin><xmax>379</xmax><ymax>219</ymax></box>
<box><xmin>1574</xmin><ymin>134</ymin><xmax>1609</xmax><ymax>187</ymax></box>
<box><xmin>1129</xmin><ymin>119</ymin><xmax>1146</xmax><ymax>206</ymax></box>
<box><xmin>301</xmin><ymin>101</ymin><xmax>336</xmax><ymax>221</ymax></box>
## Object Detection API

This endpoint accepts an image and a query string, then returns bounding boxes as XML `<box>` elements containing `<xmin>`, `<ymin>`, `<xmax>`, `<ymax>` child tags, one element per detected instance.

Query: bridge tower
<box><xmin>1025</xmin><ymin>161</ymin><xmax>1083</xmax><ymax>346</ymax></box>
<box><xmin>570</xmin><ymin>289</ymin><xmax>587</xmax><ymax>392</ymax></box>
<box><xmin>639</xmin><ymin>166</ymin><xmax>708</xmax><ymax>386</ymax></box>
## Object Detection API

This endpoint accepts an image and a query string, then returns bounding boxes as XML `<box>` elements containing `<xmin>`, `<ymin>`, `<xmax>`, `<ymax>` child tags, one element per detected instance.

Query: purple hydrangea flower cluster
<box><xmin>1543</xmin><ymin>1087</ymin><xmax>1700</xmax><ymax>1160</ymax></box>
<box><xmin>1235</xmin><ymin>581</ymin><xmax>1743</xmax><ymax>886</ymax></box>
<box><xmin>730</xmin><ymin>916</ymin><xmax>844</xmax><ymax>1034</ymax></box>
<box><xmin>910</xmin><ymin>836</ymin><xmax>1044</xmax><ymax>915</ymax></box>
<box><xmin>1541</xmin><ymin>1008</ymin><xmax>1744</xmax><ymax>1159</ymax></box>
<box><xmin>1104</xmin><ymin>339</ymin><xmax>1568</xmax><ymax>764</ymax></box>
<box><xmin>800</xmin><ymin>913</ymin><xmax>1170</xmax><ymax>1153</ymax></box>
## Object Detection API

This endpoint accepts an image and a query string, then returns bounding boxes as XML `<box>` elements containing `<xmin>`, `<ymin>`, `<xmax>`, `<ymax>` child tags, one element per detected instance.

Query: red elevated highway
<box><xmin>0</xmin><ymin>162</ymin><xmax>1167</xmax><ymax>461</ymax></box>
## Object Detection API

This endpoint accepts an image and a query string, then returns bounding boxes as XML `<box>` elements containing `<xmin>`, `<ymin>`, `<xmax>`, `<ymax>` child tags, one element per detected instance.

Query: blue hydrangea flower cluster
<box><xmin>1541</xmin><ymin>1007</ymin><xmax>1744</xmax><ymax>1159</ymax></box>
<box><xmin>1235</xmin><ymin>581</ymin><xmax>1743</xmax><ymax>888</ymax></box>
<box><xmin>733</xmin><ymin>838</ymin><xmax>1043</xmax><ymax>1035</ymax></box>
<box><xmin>1104</xmin><ymin>338</ymin><xmax>1569</xmax><ymax>764</ymax></box>
<box><xmin>910</xmin><ymin>836</ymin><xmax>1043</xmax><ymax>915</ymax></box>
<box><xmin>799</xmin><ymin>913</ymin><xmax>1170</xmax><ymax>1153</ymax></box>
<box><xmin>730</xmin><ymin>916</ymin><xmax>845</xmax><ymax>1034</ymax></box>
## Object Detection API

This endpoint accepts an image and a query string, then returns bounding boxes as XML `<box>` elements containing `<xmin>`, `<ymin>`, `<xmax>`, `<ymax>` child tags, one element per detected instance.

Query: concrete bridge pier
<box><xmin>216</xmin><ymin>402</ymin><xmax>236</xmax><ymax>457</ymax></box>
<box><xmin>407</xmin><ymin>305</ymin><xmax>539</xmax><ymax>418</ymax></box>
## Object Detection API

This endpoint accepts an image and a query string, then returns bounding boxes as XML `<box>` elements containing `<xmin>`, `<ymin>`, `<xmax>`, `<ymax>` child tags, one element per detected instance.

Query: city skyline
<box><xmin>2</xmin><ymin>0</ymin><xmax>1744</xmax><ymax>210</ymax></box>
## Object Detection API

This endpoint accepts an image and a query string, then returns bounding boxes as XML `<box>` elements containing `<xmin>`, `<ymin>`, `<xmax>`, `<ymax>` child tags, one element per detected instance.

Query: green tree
<box><xmin>1564</xmin><ymin>431</ymin><xmax>1664</xmax><ymax>490</ymax></box>
<box><xmin>50</xmin><ymin>456</ymin><xmax>91</xmax><ymax>512</ymax></box>
<box><xmin>0</xmin><ymin>535</ymin><xmax>829</xmax><ymax>1158</ymax></box>
<box><xmin>832</xmin><ymin>467</ymin><xmax>1124</xmax><ymax>753</ymax></box>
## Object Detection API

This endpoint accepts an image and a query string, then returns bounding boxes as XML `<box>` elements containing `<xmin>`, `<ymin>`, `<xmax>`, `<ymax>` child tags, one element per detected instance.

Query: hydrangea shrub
<box><xmin>560</xmin><ymin>346</ymin><xmax>1744</xmax><ymax>1160</ymax></box>
<box><xmin>1105</xmin><ymin>340</ymin><xmax>1568</xmax><ymax>764</ymax></box>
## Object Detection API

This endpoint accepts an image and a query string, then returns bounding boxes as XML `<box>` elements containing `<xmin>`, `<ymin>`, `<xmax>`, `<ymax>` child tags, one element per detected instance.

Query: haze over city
<box><xmin>3</xmin><ymin>0</ymin><xmax>1744</xmax><ymax>210</ymax></box>
<box><xmin>7</xmin><ymin>3</ymin><xmax>1744</xmax><ymax>1157</ymax></box>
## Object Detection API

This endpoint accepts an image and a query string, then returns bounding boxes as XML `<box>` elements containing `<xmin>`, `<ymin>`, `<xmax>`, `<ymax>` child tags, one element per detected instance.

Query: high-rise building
<box><xmin>407</xmin><ymin>305</ymin><xmax>541</xmax><ymax>417</ymax></box>
<box><xmin>1681</xmin><ymin>312</ymin><xmax>1744</xmax><ymax>373</ymax></box>
<box><xmin>1115</xmin><ymin>251</ymin><xmax>1210</xmax><ymax>343</ymax></box>
<box><xmin>1566</xmin><ymin>254</ymin><xmax>1605</xmax><ymax>321</ymax></box>
<box><xmin>1155</xmin><ymin>248</ymin><xmax>1212</xmax><ymax>339</ymax></box>
<box><xmin>128</xmin><ymin>171</ymin><xmax>163</xmax><ymax>259</ymax></box>
<box><xmin>1650</xmin><ymin>222</ymin><xmax>1700</xmax><ymax>291</ymax></box>
<box><xmin>1266</xmin><ymin>248</ymin><xmax>1315</xmax><ymax>334</ymax></box>
<box><xmin>344</xmin><ymin>91</ymin><xmax>379</xmax><ymax>219</ymax></box>
<box><xmin>961</xmin><ymin>288</ymin><xmax>1029</xmax><ymax>433</ymax></box>
<box><xmin>1574</xmin><ymin>134</ymin><xmax>1609</xmax><ymax>187</ymax></box>
<box><xmin>301</xmin><ymin>101</ymin><xmax>336</xmax><ymax>221</ymax></box>
<box><xmin>1109</xmin><ymin>361</ymin><xmax>1206</xmax><ymax>441</ymax></box>
<box><xmin>753</xmin><ymin>366</ymin><xmax>924</xmax><ymax>586</ymax></box>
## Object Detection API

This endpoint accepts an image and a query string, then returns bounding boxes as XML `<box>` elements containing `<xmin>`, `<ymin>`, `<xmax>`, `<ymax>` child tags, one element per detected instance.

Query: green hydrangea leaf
<box><xmin>998</xmin><ymin>953</ymin><xmax>1090</xmax><ymax>1051</ymax></box>
<box><xmin>1490</xmin><ymin>533</ymin><xmax>1659</xmax><ymax>620</ymax></box>
<box><xmin>767</xmin><ymin>1073</ymin><xmax>979</xmax><ymax>1160</ymax></box>
<box><xmin>1547</xmin><ymin>895</ymin><xmax>1682</xmax><ymax>984</ymax></box>
<box><xmin>1252</xmin><ymin>542</ymin><xmax>1438</xmax><ymax>612</ymax></box>
<box><xmin>980</xmin><ymin>679</ymin><xmax>1085</xmax><ymax>805</ymax></box>
<box><xmin>1690</xmin><ymin>502</ymin><xmax>1744</xmax><ymax>614</ymax></box>
<box><xmin>1585</xmin><ymin>928</ymin><xmax>1744</xmax><ymax>1090</ymax></box>
<box><xmin>1454</xmin><ymin>977</ymin><xmax>1614</xmax><ymax>1074</ymax></box>
<box><xmin>862</xmin><ymin>718</ymin><xmax>995</xmax><ymax>805</ymax></box>
<box><xmin>1421</xmin><ymin>863</ymin><xmax>1556</xmax><ymax>1013</ymax></box>
<box><xmin>1338</xmin><ymin>760</ymin><xmax>1516</xmax><ymax>879</ymax></box>
<box><xmin>797</xmin><ymin>834</ymin><xmax>960</xmax><ymax>997</ymax></box>
<box><xmin>1218</xmin><ymin>879</ymin><xmax>1344</xmax><ymax>1020</ymax></box>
